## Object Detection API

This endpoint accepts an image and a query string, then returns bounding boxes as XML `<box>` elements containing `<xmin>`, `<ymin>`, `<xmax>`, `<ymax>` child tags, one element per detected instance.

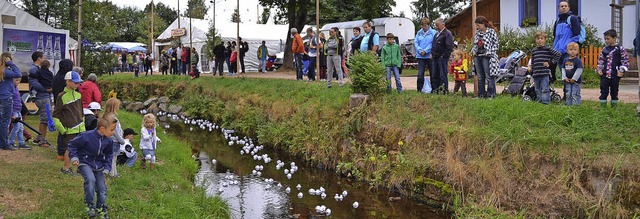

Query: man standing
<box><xmin>191</xmin><ymin>49</ymin><xmax>200</xmax><ymax>79</ymax></box>
<box><xmin>360</xmin><ymin>21</ymin><xmax>380</xmax><ymax>53</ymax></box>
<box><xmin>170</xmin><ymin>46</ymin><xmax>178</xmax><ymax>75</ymax></box>
<box><xmin>430</xmin><ymin>18</ymin><xmax>454</xmax><ymax>93</ymax></box>
<box><xmin>28</xmin><ymin>51</ymin><xmax>51</xmax><ymax>148</ymax></box>
<box><xmin>551</xmin><ymin>0</ymin><xmax>581</xmax><ymax>83</ymax></box>
<box><xmin>291</xmin><ymin>28</ymin><xmax>306</xmax><ymax>80</ymax></box>
<box><xmin>239</xmin><ymin>37</ymin><xmax>248</xmax><ymax>73</ymax></box>
<box><xmin>414</xmin><ymin>18</ymin><xmax>437</xmax><ymax>92</ymax></box>
<box><xmin>257</xmin><ymin>41</ymin><xmax>269</xmax><ymax>73</ymax></box>
<box><xmin>176</xmin><ymin>45</ymin><xmax>183</xmax><ymax>75</ymax></box>
<box><xmin>214</xmin><ymin>42</ymin><xmax>226</xmax><ymax>76</ymax></box>
<box><xmin>306</xmin><ymin>28</ymin><xmax>317</xmax><ymax>81</ymax></box>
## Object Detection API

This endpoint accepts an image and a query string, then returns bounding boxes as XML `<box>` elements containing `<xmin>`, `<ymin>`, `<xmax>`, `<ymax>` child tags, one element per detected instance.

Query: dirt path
<box><xmin>119</xmin><ymin>70</ymin><xmax>640</xmax><ymax>103</ymax></box>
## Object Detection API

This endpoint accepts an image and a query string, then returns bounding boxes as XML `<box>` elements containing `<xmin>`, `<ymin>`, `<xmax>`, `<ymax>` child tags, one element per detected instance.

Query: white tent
<box><xmin>156</xmin><ymin>17</ymin><xmax>289</xmax><ymax>73</ymax></box>
<box><xmin>0</xmin><ymin>0</ymin><xmax>76</xmax><ymax>75</ymax></box>
<box><xmin>321</xmin><ymin>17</ymin><xmax>415</xmax><ymax>49</ymax></box>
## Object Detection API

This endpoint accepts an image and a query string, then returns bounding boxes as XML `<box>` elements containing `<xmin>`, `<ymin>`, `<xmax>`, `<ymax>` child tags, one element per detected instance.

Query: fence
<box><xmin>460</xmin><ymin>46</ymin><xmax>603</xmax><ymax>69</ymax></box>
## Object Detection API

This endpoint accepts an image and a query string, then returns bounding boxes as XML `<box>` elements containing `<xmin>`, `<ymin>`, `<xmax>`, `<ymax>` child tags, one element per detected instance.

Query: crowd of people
<box><xmin>0</xmin><ymin>50</ymin><xmax>167</xmax><ymax>218</ymax></box>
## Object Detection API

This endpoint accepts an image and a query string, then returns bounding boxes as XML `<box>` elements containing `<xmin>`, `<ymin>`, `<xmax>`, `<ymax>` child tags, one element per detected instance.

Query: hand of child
<box><xmin>72</xmin><ymin>160</ymin><xmax>79</xmax><ymax>166</ymax></box>
<box><xmin>543</xmin><ymin>62</ymin><xmax>549</xmax><ymax>67</ymax></box>
<box><xmin>420</xmin><ymin>51</ymin><xmax>426</xmax><ymax>56</ymax></box>
<box><xmin>597</xmin><ymin>70</ymin><xmax>603</xmax><ymax>76</ymax></box>
<box><xmin>564</xmin><ymin>78</ymin><xmax>570</xmax><ymax>83</ymax></box>
<box><xmin>617</xmin><ymin>72</ymin><xmax>624</xmax><ymax>77</ymax></box>
<box><xmin>570</xmin><ymin>79</ymin><xmax>576</xmax><ymax>83</ymax></box>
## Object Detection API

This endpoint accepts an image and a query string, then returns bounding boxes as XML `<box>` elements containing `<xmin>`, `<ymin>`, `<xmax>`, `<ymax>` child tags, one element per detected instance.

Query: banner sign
<box><xmin>3</xmin><ymin>28</ymin><xmax>67</xmax><ymax>74</ymax></box>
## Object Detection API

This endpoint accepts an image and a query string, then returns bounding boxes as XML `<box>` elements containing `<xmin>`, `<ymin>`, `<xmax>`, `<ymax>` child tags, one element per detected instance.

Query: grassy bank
<box><xmin>0</xmin><ymin>111</ymin><xmax>229</xmax><ymax>218</ymax></box>
<box><xmin>101</xmin><ymin>74</ymin><xmax>640</xmax><ymax>218</ymax></box>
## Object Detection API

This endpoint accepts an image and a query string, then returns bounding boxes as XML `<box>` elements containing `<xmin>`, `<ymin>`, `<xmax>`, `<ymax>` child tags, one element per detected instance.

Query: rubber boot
<box><xmin>600</xmin><ymin>100</ymin><xmax>607</xmax><ymax>108</ymax></box>
<box><xmin>611</xmin><ymin>100</ymin><xmax>618</xmax><ymax>108</ymax></box>
<box><xmin>150</xmin><ymin>163</ymin><xmax>155</xmax><ymax>170</ymax></box>
<box><xmin>141</xmin><ymin>158</ymin><xmax>146</xmax><ymax>169</ymax></box>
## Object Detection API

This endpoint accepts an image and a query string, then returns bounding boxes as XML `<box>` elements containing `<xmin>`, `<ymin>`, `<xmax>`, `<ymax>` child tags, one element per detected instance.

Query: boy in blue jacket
<box><xmin>69</xmin><ymin>114</ymin><xmax>117</xmax><ymax>218</ymax></box>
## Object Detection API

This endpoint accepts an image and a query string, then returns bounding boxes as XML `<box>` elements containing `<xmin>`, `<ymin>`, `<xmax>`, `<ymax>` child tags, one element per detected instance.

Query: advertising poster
<box><xmin>3</xmin><ymin>28</ymin><xmax>66</xmax><ymax>74</ymax></box>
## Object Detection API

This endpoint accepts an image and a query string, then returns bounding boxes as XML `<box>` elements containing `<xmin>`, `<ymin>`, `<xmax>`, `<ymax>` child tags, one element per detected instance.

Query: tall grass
<box><xmin>100</xmin><ymin>74</ymin><xmax>640</xmax><ymax>218</ymax></box>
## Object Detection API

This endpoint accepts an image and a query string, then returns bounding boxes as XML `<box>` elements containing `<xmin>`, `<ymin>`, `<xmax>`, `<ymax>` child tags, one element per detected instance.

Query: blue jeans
<box><xmin>142</xmin><ymin>149</ymin><xmax>157</xmax><ymax>163</ymax></box>
<box><xmin>386</xmin><ymin>66</ymin><xmax>403</xmax><ymax>92</ymax></box>
<box><xmin>294</xmin><ymin>53</ymin><xmax>304</xmax><ymax>80</ymax></box>
<box><xmin>225</xmin><ymin>57</ymin><xmax>231</xmax><ymax>73</ymax></box>
<box><xmin>431</xmin><ymin>57</ymin><xmax>449</xmax><ymax>91</ymax></box>
<box><xmin>474</xmin><ymin>56</ymin><xmax>496</xmax><ymax>98</ymax></box>
<box><xmin>417</xmin><ymin>58</ymin><xmax>432</xmax><ymax>92</ymax></box>
<box><xmin>533</xmin><ymin>76</ymin><xmax>550</xmax><ymax>104</ymax></box>
<box><xmin>308</xmin><ymin>57</ymin><xmax>316</xmax><ymax>81</ymax></box>
<box><xmin>78</xmin><ymin>165</ymin><xmax>107</xmax><ymax>207</ymax></box>
<box><xmin>0</xmin><ymin>97</ymin><xmax>12</xmax><ymax>149</ymax></box>
<box><xmin>8</xmin><ymin>112</ymin><xmax>24</xmax><ymax>146</ymax></box>
<box><xmin>565</xmin><ymin>82</ymin><xmax>581</xmax><ymax>106</ymax></box>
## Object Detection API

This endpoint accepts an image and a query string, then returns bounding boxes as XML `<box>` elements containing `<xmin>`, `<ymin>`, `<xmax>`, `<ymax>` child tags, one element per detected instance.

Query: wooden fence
<box><xmin>460</xmin><ymin>46</ymin><xmax>603</xmax><ymax>69</ymax></box>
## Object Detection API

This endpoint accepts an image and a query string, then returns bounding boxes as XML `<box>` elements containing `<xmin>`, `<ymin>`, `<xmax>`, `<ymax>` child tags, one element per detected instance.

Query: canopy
<box><xmin>129</xmin><ymin>46</ymin><xmax>147</xmax><ymax>52</ymax></box>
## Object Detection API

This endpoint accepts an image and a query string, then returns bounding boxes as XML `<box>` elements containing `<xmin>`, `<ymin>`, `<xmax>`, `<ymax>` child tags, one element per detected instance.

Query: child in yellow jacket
<box><xmin>449</xmin><ymin>50</ymin><xmax>468</xmax><ymax>97</ymax></box>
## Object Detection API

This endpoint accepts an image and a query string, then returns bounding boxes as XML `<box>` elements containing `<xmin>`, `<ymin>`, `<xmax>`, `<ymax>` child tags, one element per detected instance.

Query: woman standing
<box><xmin>471</xmin><ymin>16</ymin><xmax>499</xmax><ymax>98</ymax></box>
<box><xmin>0</xmin><ymin>52</ymin><xmax>23</xmax><ymax>150</ymax></box>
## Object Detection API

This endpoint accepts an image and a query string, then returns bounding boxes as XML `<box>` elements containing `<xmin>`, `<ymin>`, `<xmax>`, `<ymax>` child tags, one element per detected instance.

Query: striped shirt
<box><xmin>530</xmin><ymin>46</ymin><xmax>561</xmax><ymax>77</ymax></box>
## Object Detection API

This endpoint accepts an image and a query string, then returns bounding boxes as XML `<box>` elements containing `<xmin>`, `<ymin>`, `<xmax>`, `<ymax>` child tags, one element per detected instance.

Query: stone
<box><xmin>143</xmin><ymin>97</ymin><xmax>158</xmax><ymax>107</ymax></box>
<box><xmin>158</xmin><ymin>115</ymin><xmax>167</xmax><ymax>122</ymax></box>
<box><xmin>349</xmin><ymin>93</ymin><xmax>369</xmax><ymax>109</ymax></box>
<box><xmin>168</xmin><ymin>104</ymin><xmax>183</xmax><ymax>114</ymax></box>
<box><xmin>148</xmin><ymin>103</ymin><xmax>159</xmax><ymax>114</ymax></box>
<box><xmin>179</xmin><ymin>111</ymin><xmax>188</xmax><ymax>118</ymax></box>
<box><xmin>126</xmin><ymin>102</ymin><xmax>144</xmax><ymax>112</ymax></box>
<box><xmin>122</xmin><ymin>101</ymin><xmax>131</xmax><ymax>108</ymax></box>
<box><xmin>158</xmin><ymin>96</ymin><xmax>170</xmax><ymax>104</ymax></box>
<box><xmin>159</xmin><ymin>103</ymin><xmax>168</xmax><ymax>112</ymax></box>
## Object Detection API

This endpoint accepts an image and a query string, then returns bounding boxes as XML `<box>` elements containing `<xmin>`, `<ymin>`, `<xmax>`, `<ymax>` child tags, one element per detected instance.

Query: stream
<box><xmin>160</xmin><ymin>114</ymin><xmax>450</xmax><ymax>219</ymax></box>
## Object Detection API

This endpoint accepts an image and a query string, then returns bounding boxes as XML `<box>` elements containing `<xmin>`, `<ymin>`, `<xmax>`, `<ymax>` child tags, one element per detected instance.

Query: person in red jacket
<box><xmin>78</xmin><ymin>73</ymin><xmax>102</xmax><ymax>108</ymax></box>
<box><xmin>181</xmin><ymin>47</ymin><xmax>188</xmax><ymax>75</ymax></box>
<box><xmin>291</xmin><ymin>28</ymin><xmax>306</xmax><ymax>80</ymax></box>
<box><xmin>229</xmin><ymin>47</ymin><xmax>238</xmax><ymax>75</ymax></box>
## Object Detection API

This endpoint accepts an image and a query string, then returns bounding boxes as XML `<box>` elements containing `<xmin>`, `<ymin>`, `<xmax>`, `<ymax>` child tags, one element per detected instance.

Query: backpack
<box><xmin>567</xmin><ymin>15</ymin><xmax>587</xmax><ymax>44</ymax></box>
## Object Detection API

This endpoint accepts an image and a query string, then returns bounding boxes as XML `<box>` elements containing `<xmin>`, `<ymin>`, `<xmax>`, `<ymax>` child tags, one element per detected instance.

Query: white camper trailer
<box><xmin>320</xmin><ymin>17</ymin><xmax>415</xmax><ymax>51</ymax></box>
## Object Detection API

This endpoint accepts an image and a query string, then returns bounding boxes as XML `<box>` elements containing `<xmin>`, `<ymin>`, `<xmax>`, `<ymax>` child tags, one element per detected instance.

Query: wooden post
<box><xmin>177</xmin><ymin>0</ymin><xmax>181</xmax><ymax>29</ymax></box>
<box><xmin>151</xmin><ymin>0</ymin><xmax>154</xmax><ymax>72</ymax></box>
<box><xmin>472</xmin><ymin>0</ymin><xmax>478</xmax><ymax>96</ymax></box>
<box><xmin>237</xmin><ymin>0</ymin><xmax>241</xmax><ymax>75</ymax></box>
<box><xmin>316</xmin><ymin>0</ymin><xmax>319</xmax><ymax>82</ymax></box>
<box><xmin>77</xmin><ymin>0</ymin><xmax>82</xmax><ymax>67</ymax></box>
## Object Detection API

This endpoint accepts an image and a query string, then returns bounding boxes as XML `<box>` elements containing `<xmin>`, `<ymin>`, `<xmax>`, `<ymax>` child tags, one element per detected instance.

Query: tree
<box><xmin>203</xmin><ymin>21</ymin><xmax>222</xmax><ymax>61</ymax></box>
<box><xmin>260</xmin><ymin>0</ymin><xmax>311</xmax><ymax>70</ymax></box>
<box><xmin>257</xmin><ymin>7</ymin><xmax>270</xmax><ymax>24</ymax></box>
<box><xmin>305</xmin><ymin>0</ymin><xmax>396</xmax><ymax>25</ymax></box>
<box><xmin>184</xmin><ymin>0</ymin><xmax>208</xmax><ymax>19</ymax></box>
<box><xmin>357</xmin><ymin>0</ymin><xmax>395</xmax><ymax>20</ymax></box>
<box><xmin>134</xmin><ymin>13</ymin><xmax>169</xmax><ymax>46</ymax></box>
<box><xmin>398</xmin><ymin>11</ymin><xmax>406</xmax><ymax>18</ymax></box>
<box><xmin>231</xmin><ymin>8</ymin><xmax>241</xmax><ymax>23</ymax></box>
<box><xmin>411</xmin><ymin>0</ymin><xmax>468</xmax><ymax>21</ymax></box>
<box><xmin>144</xmin><ymin>2</ymin><xmax>178</xmax><ymax>26</ymax></box>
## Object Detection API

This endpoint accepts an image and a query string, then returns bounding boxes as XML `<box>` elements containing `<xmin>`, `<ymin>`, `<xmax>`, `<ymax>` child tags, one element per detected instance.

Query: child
<box><xmin>29</xmin><ymin>59</ymin><xmax>54</xmax><ymax>147</ymax></box>
<box><xmin>229</xmin><ymin>47</ymin><xmax>238</xmax><ymax>76</ymax></box>
<box><xmin>103</xmin><ymin>98</ymin><xmax>125</xmax><ymax>177</ymax></box>
<box><xmin>116</xmin><ymin>128</ymin><xmax>138</xmax><ymax>167</ymax></box>
<box><xmin>84</xmin><ymin>102</ymin><xmax>102</xmax><ymax>130</ymax></box>
<box><xmin>449</xmin><ymin>50</ymin><xmax>469</xmax><ymax>97</ymax></box>
<box><xmin>69</xmin><ymin>114</ymin><xmax>117</xmax><ymax>218</ymax></box>
<box><xmin>53</xmin><ymin>71</ymin><xmax>86</xmax><ymax>175</ymax></box>
<box><xmin>9</xmin><ymin>78</ymin><xmax>30</xmax><ymax>149</ymax></box>
<box><xmin>140</xmin><ymin>114</ymin><xmax>161</xmax><ymax>170</ymax></box>
<box><xmin>530</xmin><ymin>32</ymin><xmax>562</xmax><ymax>104</ymax></box>
<box><xmin>562</xmin><ymin>42</ymin><xmax>584</xmax><ymax>106</ymax></box>
<box><xmin>381</xmin><ymin>33</ymin><xmax>403</xmax><ymax>93</ymax></box>
<box><xmin>597</xmin><ymin>29</ymin><xmax>629</xmax><ymax>108</ymax></box>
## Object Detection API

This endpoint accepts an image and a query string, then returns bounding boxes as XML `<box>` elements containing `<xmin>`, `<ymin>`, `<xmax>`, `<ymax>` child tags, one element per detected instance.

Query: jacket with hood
<box><xmin>553</xmin><ymin>12</ymin><xmax>581</xmax><ymax>53</ymax></box>
<box><xmin>52</xmin><ymin>59</ymin><xmax>74</xmax><ymax>101</ymax></box>
<box><xmin>69</xmin><ymin>129</ymin><xmax>114</xmax><ymax>171</ymax></box>
<box><xmin>1</xmin><ymin>61</ymin><xmax>22</xmax><ymax>99</ymax></box>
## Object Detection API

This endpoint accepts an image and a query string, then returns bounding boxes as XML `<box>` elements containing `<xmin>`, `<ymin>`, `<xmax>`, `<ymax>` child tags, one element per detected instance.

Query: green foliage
<box><xmin>81</xmin><ymin>49</ymin><xmax>117</xmax><ymax>76</ymax></box>
<box><xmin>134</xmin><ymin>13</ymin><xmax>168</xmax><ymax>45</ymax></box>
<box><xmin>203</xmin><ymin>21</ymin><xmax>221</xmax><ymax>61</ymax></box>
<box><xmin>499</xmin><ymin>23</ymin><xmax>605</xmax><ymax>54</ymax></box>
<box><xmin>184</xmin><ymin>0</ymin><xmax>208</xmax><ymax>19</ymax></box>
<box><xmin>411</xmin><ymin>0</ymin><xmax>468</xmax><ymax>21</ymax></box>
<box><xmin>231</xmin><ymin>8</ymin><xmax>241</xmax><ymax>23</ymax></box>
<box><xmin>347</xmin><ymin>52</ymin><xmax>387</xmax><ymax>96</ymax></box>
<box><xmin>143</xmin><ymin>2</ymin><xmax>179</xmax><ymax>26</ymax></box>
<box><xmin>258</xmin><ymin>7</ymin><xmax>271</xmax><ymax>24</ymax></box>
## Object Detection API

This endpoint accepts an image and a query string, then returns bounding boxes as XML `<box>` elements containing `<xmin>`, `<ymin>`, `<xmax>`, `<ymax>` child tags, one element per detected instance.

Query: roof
<box><xmin>0</xmin><ymin>1</ymin><xmax>78</xmax><ymax>48</ymax></box>
<box><xmin>320</xmin><ymin>17</ymin><xmax>412</xmax><ymax>31</ymax></box>
<box><xmin>157</xmin><ymin>17</ymin><xmax>291</xmax><ymax>43</ymax></box>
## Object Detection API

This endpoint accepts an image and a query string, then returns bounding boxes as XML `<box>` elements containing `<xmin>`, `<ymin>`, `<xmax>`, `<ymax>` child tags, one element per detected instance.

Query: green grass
<box><xmin>99</xmin><ymin>74</ymin><xmax>640</xmax><ymax>218</ymax></box>
<box><xmin>0</xmin><ymin>111</ymin><xmax>229</xmax><ymax>218</ymax></box>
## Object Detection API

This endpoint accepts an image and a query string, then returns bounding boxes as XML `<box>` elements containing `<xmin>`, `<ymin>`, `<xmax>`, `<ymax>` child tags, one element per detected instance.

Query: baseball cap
<box><xmin>64</xmin><ymin>71</ymin><xmax>83</xmax><ymax>83</ymax></box>
<box><xmin>88</xmin><ymin>102</ymin><xmax>102</xmax><ymax>111</ymax></box>
<box><xmin>123</xmin><ymin>128</ymin><xmax>138</xmax><ymax>136</ymax></box>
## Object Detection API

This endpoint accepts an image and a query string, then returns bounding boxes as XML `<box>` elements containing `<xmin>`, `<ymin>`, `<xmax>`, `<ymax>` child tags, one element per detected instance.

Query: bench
<box><xmin>17</xmin><ymin>83</ymin><xmax>39</xmax><ymax>113</ymax></box>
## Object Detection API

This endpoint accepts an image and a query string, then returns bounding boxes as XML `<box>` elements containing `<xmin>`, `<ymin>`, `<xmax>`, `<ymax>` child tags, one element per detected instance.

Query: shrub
<box><xmin>81</xmin><ymin>48</ymin><xmax>117</xmax><ymax>76</ymax></box>
<box><xmin>347</xmin><ymin>52</ymin><xmax>387</xmax><ymax>96</ymax></box>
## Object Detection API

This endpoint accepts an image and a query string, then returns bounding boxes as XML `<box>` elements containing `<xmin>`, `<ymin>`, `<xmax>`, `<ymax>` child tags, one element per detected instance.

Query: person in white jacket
<box><xmin>116</xmin><ymin>128</ymin><xmax>138</xmax><ymax>167</ymax></box>
<box><xmin>140</xmin><ymin>114</ymin><xmax>161</xmax><ymax>170</ymax></box>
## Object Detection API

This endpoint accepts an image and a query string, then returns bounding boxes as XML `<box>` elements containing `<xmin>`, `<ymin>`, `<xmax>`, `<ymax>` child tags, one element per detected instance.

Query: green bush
<box><xmin>347</xmin><ymin>52</ymin><xmax>387</xmax><ymax>96</ymax></box>
<box><xmin>81</xmin><ymin>48</ymin><xmax>117</xmax><ymax>76</ymax></box>
<box><xmin>494</xmin><ymin>24</ymin><xmax>605</xmax><ymax>54</ymax></box>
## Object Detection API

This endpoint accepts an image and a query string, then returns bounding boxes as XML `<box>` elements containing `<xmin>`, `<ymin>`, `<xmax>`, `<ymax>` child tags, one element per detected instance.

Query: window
<box><xmin>520</xmin><ymin>0</ymin><xmax>540</xmax><ymax>27</ymax></box>
<box><xmin>556</xmin><ymin>0</ymin><xmax>580</xmax><ymax>17</ymax></box>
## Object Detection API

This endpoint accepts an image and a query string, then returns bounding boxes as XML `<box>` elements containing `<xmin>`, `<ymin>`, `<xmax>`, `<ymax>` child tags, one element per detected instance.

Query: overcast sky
<box><xmin>108</xmin><ymin>0</ymin><xmax>414</xmax><ymax>24</ymax></box>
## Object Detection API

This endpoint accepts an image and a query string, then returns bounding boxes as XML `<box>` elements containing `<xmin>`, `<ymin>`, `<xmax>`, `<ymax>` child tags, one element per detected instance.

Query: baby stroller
<box><xmin>495</xmin><ymin>50</ymin><xmax>527</xmax><ymax>92</ymax></box>
<box><xmin>266</xmin><ymin>55</ymin><xmax>277</xmax><ymax>71</ymax></box>
<box><xmin>521</xmin><ymin>76</ymin><xmax>562</xmax><ymax>102</ymax></box>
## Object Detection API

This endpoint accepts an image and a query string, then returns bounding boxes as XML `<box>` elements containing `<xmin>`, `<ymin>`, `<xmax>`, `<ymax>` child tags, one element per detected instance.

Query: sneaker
<box><xmin>85</xmin><ymin>203</ymin><xmax>96</xmax><ymax>218</ymax></box>
<box><xmin>32</xmin><ymin>139</ymin><xmax>41</xmax><ymax>145</ymax></box>
<box><xmin>98</xmin><ymin>205</ymin><xmax>109</xmax><ymax>219</ymax></box>
<box><xmin>60</xmin><ymin>168</ymin><xmax>78</xmax><ymax>176</ymax></box>
<box><xmin>3</xmin><ymin>145</ymin><xmax>17</xmax><ymax>150</ymax></box>
<box><xmin>18</xmin><ymin>144</ymin><xmax>31</xmax><ymax>150</ymax></box>
<box><xmin>39</xmin><ymin>140</ymin><xmax>51</xmax><ymax>148</ymax></box>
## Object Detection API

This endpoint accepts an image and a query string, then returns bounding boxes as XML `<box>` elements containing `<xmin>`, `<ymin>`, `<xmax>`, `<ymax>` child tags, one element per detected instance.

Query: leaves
<box><xmin>347</xmin><ymin>52</ymin><xmax>387</xmax><ymax>96</ymax></box>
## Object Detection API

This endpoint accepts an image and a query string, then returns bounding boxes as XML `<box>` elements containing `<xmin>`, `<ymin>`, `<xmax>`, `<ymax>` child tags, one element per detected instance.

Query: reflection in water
<box><xmin>164</xmin><ymin>117</ymin><xmax>449</xmax><ymax>219</ymax></box>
